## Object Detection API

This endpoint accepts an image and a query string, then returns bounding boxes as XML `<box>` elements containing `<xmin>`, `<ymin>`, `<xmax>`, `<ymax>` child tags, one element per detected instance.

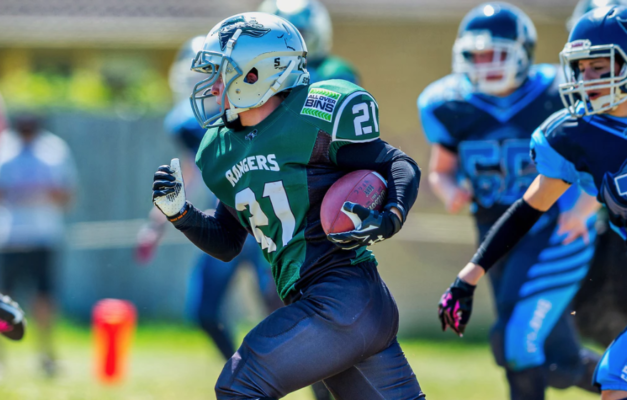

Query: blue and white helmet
<box><xmin>567</xmin><ymin>0</ymin><xmax>627</xmax><ymax>32</ymax></box>
<box><xmin>169</xmin><ymin>36</ymin><xmax>206</xmax><ymax>104</ymax></box>
<box><xmin>190</xmin><ymin>13</ymin><xmax>309</xmax><ymax>128</ymax></box>
<box><xmin>452</xmin><ymin>2</ymin><xmax>537</xmax><ymax>94</ymax></box>
<box><xmin>258</xmin><ymin>0</ymin><xmax>332</xmax><ymax>63</ymax></box>
<box><xmin>559</xmin><ymin>6</ymin><xmax>627</xmax><ymax>116</ymax></box>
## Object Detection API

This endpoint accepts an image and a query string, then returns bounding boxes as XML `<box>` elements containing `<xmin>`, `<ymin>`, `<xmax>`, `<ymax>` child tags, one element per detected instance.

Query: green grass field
<box><xmin>0</xmin><ymin>322</ymin><xmax>599</xmax><ymax>400</ymax></box>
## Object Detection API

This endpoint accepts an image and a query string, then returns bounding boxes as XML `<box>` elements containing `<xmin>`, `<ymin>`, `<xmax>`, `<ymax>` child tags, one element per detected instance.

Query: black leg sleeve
<box><xmin>171</xmin><ymin>202</ymin><xmax>249</xmax><ymax>262</ymax></box>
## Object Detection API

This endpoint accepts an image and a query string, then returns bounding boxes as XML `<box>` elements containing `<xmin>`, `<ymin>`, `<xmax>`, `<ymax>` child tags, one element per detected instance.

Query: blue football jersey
<box><xmin>531</xmin><ymin>110</ymin><xmax>627</xmax><ymax>240</ymax></box>
<box><xmin>164</xmin><ymin>100</ymin><xmax>207</xmax><ymax>153</ymax></box>
<box><xmin>418</xmin><ymin>64</ymin><xmax>568</xmax><ymax>225</ymax></box>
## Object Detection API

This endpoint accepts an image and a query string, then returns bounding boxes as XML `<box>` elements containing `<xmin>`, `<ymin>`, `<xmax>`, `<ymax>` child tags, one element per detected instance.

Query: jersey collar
<box><xmin>465</xmin><ymin>65</ymin><xmax>556</xmax><ymax>123</ymax></box>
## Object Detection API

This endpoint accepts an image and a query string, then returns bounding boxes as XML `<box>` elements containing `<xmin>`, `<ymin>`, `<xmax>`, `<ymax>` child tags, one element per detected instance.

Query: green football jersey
<box><xmin>309</xmin><ymin>56</ymin><xmax>360</xmax><ymax>85</ymax></box>
<box><xmin>196</xmin><ymin>80</ymin><xmax>381</xmax><ymax>300</ymax></box>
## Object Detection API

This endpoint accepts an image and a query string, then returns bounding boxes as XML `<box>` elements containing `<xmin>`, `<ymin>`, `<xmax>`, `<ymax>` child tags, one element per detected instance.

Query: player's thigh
<box><xmin>324</xmin><ymin>338</ymin><xmax>425</xmax><ymax>400</ymax></box>
<box><xmin>594</xmin><ymin>327</ymin><xmax>627</xmax><ymax>392</ymax></box>
<box><xmin>215</xmin><ymin>263</ymin><xmax>399</xmax><ymax>399</ymax></box>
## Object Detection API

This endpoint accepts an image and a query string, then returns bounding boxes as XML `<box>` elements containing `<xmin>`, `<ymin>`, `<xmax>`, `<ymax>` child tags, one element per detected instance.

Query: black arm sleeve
<box><xmin>170</xmin><ymin>201</ymin><xmax>248</xmax><ymax>262</ymax></box>
<box><xmin>471</xmin><ymin>199</ymin><xmax>545</xmax><ymax>271</ymax></box>
<box><xmin>335</xmin><ymin>139</ymin><xmax>421</xmax><ymax>222</ymax></box>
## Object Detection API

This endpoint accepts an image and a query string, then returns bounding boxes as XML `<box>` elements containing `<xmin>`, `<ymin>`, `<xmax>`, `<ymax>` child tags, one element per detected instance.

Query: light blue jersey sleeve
<box><xmin>530</xmin><ymin>129</ymin><xmax>579</xmax><ymax>185</ymax></box>
<box><xmin>417</xmin><ymin>78</ymin><xmax>459</xmax><ymax>148</ymax></box>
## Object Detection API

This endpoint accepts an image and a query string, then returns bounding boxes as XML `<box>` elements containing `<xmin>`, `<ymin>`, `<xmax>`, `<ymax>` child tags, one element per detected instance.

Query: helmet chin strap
<box><xmin>589</xmin><ymin>91</ymin><xmax>627</xmax><ymax>113</ymax></box>
<box><xmin>225</xmin><ymin>60</ymin><xmax>297</xmax><ymax>122</ymax></box>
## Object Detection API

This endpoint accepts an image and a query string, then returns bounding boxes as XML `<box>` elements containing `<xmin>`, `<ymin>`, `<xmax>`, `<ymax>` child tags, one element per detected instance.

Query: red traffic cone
<box><xmin>93</xmin><ymin>299</ymin><xmax>136</xmax><ymax>384</ymax></box>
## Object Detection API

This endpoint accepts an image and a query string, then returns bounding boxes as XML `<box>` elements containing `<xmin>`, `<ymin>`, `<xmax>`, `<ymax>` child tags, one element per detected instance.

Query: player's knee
<box><xmin>214</xmin><ymin>359</ymin><xmax>240</xmax><ymax>400</ymax></box>
<box><xmin>489</xmin><ymin>323</ymin><xmax>507</xmax><ymax>367</ymax></box>
<box><xmin>215</xmin><ymin>351</ymin><xmax>277</xmax><ymax>400</ymax></box>
<box><xmin>496</xmin><ymin>321</ymin><xmax>546</xmax><ymax>371</ymax></box>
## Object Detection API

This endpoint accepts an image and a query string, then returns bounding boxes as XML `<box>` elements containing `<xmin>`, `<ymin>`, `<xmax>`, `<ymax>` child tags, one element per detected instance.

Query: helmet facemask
<box><xmin>190</xmin><ymin>16</ymin><xmax>309</xmax><ymax>129</ymax></box>
<box><xmin>453</xmin><ymin>31</ymin><xmax>530</xmax><ymax>95</ymax></box>
<box><xmin>559</xmin><ymin>39</ymin><xmax>627</xmax><ymax>117</ymax></box>
<box><xmin>190</xmin><ymin>49</ymin><xmax>244</xmax><ymax>128</ymax></box>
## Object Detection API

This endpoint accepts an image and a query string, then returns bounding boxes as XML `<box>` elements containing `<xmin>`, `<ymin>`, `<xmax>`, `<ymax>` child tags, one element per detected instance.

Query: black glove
<box><xmin>438</xmin><ymin>278</ymin><xmax>476</xmax><ymax>337</ymax></box>
<box><xmin>0</xmin><ymin>294</ymin><xmax>25</xmax><ymax>341</ymax></box>
<box><xmin>327</xmin><ymin>202</ymin><xmax>402</xmax><ymax>250</ymax></box>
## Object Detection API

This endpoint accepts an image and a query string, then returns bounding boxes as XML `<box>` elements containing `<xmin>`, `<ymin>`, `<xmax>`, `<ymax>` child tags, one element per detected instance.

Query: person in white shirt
<box><xmin>0</xmin><ymin>113</ymin><xmax>76</xmax><ymax>376</ymax></box>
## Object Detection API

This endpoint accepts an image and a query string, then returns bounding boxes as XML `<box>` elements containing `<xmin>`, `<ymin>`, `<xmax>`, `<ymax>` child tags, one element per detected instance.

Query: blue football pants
<box><xmin>484</xmin><ymin>215</ymin><xmax>599</xmax><ymax>399</ymax></box>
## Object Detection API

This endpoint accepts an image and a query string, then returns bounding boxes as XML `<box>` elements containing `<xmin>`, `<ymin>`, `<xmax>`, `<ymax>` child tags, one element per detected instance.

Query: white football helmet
<box><xmin>169</xmin><ymin>36</ymin><xmax>206</xmax><ymax>104</ymax></box>
<box><xmin>258</xmin><ymin>0</ymin><xmax>333</xmax><ymax>63</ymax></box>
<box><xmin>452</xmin><ymin>3</ymin><xmax>537</xmax><ymax>95</ymax></box>
<box><xmin>190</xmin><ymin>12</ymin><xmax>310</xmax><ymax>128</ymax></box>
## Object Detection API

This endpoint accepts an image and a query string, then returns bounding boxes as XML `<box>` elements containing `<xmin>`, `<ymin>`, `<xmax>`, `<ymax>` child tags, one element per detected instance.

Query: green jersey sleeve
<box><xmin>296</xmin><ymin>80</ymin><xmax>380</xmax><ymax>164</ymax></box>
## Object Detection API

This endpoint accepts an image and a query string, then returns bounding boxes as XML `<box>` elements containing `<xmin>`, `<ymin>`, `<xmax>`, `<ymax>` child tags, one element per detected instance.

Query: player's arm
<box><xmin>439</xmin><ymin>174</ymin><xmax>571</xmax><ymax>336</ymax></box>
<box><xmin>152</xmin><ymin>159</ymin><xmax>248</xmax><ymax>261</ymax></box>
<box><xmin>557</xmin><ymin>192</ymin><xmax>601</xmax><ymax>245</ymax></box>
<box><xmin>418</xmin><ymin>85</ymin><xmax>470</xmax><ymax>213</ymax></box>
<box><xmin>327</xmin><ymin>139</ymin><xmax>420</xmax><ymax>248</ymax></box>
<box><xmin>319</xmin><ymin>88</ymin><xmax>420</xmax><ymax>248</ymax></box>
<box><xmin>428</xmin><ymin>145</ymin><xmax>472</xmax><ymax>214</ymax></box>
<box><xmin>171</xmin><ymin>202</ymin><xmax>248</xmax><ymax>262</ymax></box>
<box><xmin>438</xmin><ymin>121</ymin><xmax>583</xmax><ymax>336</ymax></box>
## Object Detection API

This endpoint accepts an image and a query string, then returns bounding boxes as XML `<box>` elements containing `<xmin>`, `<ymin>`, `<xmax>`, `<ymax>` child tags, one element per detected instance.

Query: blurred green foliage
<box><xmin>0</xmin><ymin>68</ymin><xmax>172</xmax><ymax>114</ymax></box>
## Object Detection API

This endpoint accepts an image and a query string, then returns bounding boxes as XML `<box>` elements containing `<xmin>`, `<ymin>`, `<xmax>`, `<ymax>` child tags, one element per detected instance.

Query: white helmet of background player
<box><xmin>258</xmin><ymin>0</ymin><xmax>332</xmax><ymax>63</ymax></box>
<box><xmin>169</xmin><ymin>36</ymin><xmax>206</xmax><ymax>103</ymax></box>
<box><xmin>452</xmin><ymin>2</ymin><xmax>537</xmax><ymax>95</ymax></box>
<box><xmin>190</xmin><ymin>12</ymin><xmax>309</xmax><ymax>128</ymax></box>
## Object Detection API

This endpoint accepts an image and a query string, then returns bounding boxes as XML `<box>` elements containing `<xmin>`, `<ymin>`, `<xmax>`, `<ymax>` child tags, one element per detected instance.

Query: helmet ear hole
<box><xmin>244</xmin><ymin>68</ymin><xmax>259</xmax><ymax>84</ymax></box>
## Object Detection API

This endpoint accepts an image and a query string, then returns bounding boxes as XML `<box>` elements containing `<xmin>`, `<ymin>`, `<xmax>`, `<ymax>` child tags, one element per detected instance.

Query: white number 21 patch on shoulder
<box><xmin>300</xmin><ymin>88</ymin><xmax>341</xmax><ymax>122</ymax></box>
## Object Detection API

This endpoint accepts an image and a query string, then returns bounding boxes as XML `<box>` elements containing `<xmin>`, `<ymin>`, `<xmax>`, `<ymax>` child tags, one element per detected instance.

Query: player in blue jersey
<box><xmin>439</xmin><ymin>5</ymin><xmax>627</xmax><ymax>400</ymax></box>
<box><xmin>258</xmin><ymin>0</ymin><xmax>359</xmax><ymax>84</ymax></box>
<box><xmin>567</xmin><ymin>0</ymin><xmax>627</xmax><ymax>348</ymax></box>
<box><xmin>421</xmin><ymin>3</ymin><xmax>601</xmax><ymax>399</ymax></box>
<box><xmin>136</xmin><ymin>36</ymin><xmax>282</xmax><ymax>361</ymax></box>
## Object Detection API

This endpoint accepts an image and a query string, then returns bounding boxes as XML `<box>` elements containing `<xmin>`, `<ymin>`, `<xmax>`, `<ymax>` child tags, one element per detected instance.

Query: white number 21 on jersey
<box><xmin>352</xmin><ymin>102</ymin><xmax>379</xmax><ymax>136</ymax></box>
<box><xmin>235</xmin><ymin>181</ymin><xmax>296</xmax><ymax>253</ymax></box>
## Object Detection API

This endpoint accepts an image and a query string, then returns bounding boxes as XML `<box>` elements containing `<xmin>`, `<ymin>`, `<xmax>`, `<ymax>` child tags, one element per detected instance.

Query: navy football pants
<box><xmin>215</xmin><ymin>262</ymin><xmax>425</xmax><ymax>400</ymax></box>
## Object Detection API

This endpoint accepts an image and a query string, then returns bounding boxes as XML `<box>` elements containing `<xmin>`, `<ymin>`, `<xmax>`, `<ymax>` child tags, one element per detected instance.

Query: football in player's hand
<box><xmin>321</xmin><ymin>170</ymin><xmax>387</xmax><ymax>234</ymax></box>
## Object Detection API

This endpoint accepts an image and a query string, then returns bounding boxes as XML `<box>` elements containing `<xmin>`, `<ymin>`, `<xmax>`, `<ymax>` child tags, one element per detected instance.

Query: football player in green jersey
<box><xmin>152</xmin><ymin>12</ymin><xmax>424</xmax><ymax>400</ymax></box>
<box><xmin>258</xmin><ymin>0</ymin><xmax>360</xmax><ymax>84</ymax></box>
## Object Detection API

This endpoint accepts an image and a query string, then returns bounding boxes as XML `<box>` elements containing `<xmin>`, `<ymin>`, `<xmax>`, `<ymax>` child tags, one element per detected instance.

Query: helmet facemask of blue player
<box><xmin>452</xmin><ymin>3</ymin><xmax>536</xmax><ymax>96</ymax></box>
<box><xmin>559</xmin><ymin>39</ymin><xmax>627</xmax><ymax>116</ymax></box>
<box><xmin>190</xmin><ymin>13</ymin><xmax>310</xmax><ymax>128</ymax></box>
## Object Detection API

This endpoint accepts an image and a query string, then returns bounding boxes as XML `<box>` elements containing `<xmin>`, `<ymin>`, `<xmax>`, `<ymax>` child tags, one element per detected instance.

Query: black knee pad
<box><xmin>489</xmin><ymin>322</ymin><xmax>507</xmax><ymax>367</ymax></box>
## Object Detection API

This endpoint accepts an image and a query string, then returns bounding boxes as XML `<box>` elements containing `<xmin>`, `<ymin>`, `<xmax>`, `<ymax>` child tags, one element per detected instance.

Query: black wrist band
<box><xmin>453</xmin><ymin>277</ymin><xmax>476</xmax><ymax>294</ymax></box>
